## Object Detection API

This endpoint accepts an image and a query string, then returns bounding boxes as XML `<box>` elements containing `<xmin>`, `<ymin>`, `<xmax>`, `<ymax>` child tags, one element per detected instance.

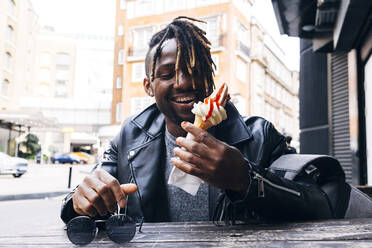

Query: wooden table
<box><xmin>2</xmin><ymin>218</ymin><xmax>372</xmax><ymax>247</ymax></box>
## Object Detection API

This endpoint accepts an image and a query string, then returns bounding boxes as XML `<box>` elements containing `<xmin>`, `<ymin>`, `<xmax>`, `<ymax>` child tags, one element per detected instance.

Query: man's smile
<box><xmin>169</xmin><ymin>93</ymin><xmax>198</xmax><ymax>112</ymax></box>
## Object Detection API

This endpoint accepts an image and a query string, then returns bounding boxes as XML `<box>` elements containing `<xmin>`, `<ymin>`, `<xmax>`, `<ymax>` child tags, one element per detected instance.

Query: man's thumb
<box><xmin>120</xmin><ymin>183</ymin><xmax>138</xmax><ymax>194</ymax></box>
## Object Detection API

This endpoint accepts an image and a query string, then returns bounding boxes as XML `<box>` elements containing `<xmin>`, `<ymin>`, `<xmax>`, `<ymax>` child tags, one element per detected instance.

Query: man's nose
<box><xmin>174</xmin><ymin>71</ymin><xmax>192</xmax><ymax>89</ymax></box>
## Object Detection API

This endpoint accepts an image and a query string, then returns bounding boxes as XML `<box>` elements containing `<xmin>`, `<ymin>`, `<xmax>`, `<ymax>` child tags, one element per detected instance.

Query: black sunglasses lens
<box><xmin>67</xmin><ymin>216</ymin><xmax>96</xmax><ymax>245</ymax></box>
<box><xmin>106</xmin><ymin>215</ymin><xmax>136</xmax><ymax>244</ymax></box>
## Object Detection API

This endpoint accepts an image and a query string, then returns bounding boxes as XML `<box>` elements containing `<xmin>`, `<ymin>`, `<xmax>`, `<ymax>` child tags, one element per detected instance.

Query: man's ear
<box><xmin>143</xmin><ymin>77</ymin><xmax>154</xmax><ymax>97</ymax></box>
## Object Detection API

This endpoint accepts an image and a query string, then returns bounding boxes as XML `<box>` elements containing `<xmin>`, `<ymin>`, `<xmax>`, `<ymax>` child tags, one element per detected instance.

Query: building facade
<box><xmin>272</xmin><ymin>0</ymin><xmax>372</xmax><ymax>185</ymax></box>
<box><xmin>0</xmin><ymin>0</ymin><xmax>40</xmax><ymax>153</ymax></box>
<box><xmin>20</xmin><ymin>30</ymin><xmax>114</xmax><ymax>155</ymax></box>
<box><xmin>112</xmin><ymin>0</ymin><xmax>299</xmax><ymax>146</ymax></box>
<box><xmin>0</xmin><ymin>0</ymin><xmax>114</xmax><ymax>156</ymax></box>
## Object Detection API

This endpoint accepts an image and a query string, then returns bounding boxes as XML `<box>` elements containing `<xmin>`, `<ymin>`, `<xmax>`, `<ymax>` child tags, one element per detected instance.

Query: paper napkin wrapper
<box><xmin>167</xmin><ymin>132</ymin><xmax>203</xmax><ymax>196</ymax></box>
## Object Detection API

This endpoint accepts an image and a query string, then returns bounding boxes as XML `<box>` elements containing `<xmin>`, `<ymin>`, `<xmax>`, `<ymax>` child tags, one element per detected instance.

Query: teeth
<box><xmin>173</xmin><ymin>96</ymin><xmax>195</xmax><ymax>103</ymax></box>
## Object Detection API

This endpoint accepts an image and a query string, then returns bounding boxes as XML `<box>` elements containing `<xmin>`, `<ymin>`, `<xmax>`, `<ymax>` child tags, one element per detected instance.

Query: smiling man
<box><xmin>61</xmin><ymin>17</ymin><xmax>346</xmax><ymax>225</ymax></box>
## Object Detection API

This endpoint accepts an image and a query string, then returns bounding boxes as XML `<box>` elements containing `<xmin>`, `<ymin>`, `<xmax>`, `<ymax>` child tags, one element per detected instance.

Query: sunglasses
<box><xmin>66</xmin><ymin>194</ymin><xmax>143</xmax><ymax>245</ymax></box>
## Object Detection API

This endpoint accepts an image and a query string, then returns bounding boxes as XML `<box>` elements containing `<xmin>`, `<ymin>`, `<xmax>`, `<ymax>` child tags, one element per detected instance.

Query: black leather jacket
<box><xmin>61</xmin><ymin>102</ymin><xmax>334</xmax><ymax>224</ymax></box>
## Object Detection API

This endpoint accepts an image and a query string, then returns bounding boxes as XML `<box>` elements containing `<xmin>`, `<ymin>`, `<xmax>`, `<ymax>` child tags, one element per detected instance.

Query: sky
<box><xmin>30</xmin><ymin>0</ymin><xmax>299</xmax><ymax>70</ymax></box>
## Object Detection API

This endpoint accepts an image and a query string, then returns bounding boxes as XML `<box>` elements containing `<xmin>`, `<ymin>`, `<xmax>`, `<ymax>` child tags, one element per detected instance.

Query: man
<box><xmin>61</xmin><ymin>17</ymin><xmax>340</xmax><ymax>224</ymax></box>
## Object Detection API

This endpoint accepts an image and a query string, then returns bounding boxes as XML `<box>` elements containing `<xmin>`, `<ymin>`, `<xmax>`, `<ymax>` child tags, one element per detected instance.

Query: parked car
<box><xmin>51</xmin><ymin>153</ymin><xmax>79</xmax><ymax>164</ymax></box>
<box><xmin>0</xmin><ymin>152</ymin><xmax>28</xmax><ymax>178</ymax></box>
<box><xmin>71</xmin><ymin>152</ymin><xmax>89</xmax><ymax>164</ymax></box>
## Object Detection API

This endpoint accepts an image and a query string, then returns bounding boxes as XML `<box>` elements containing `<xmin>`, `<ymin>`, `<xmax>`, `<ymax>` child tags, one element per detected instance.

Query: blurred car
<box><xmin>0</xmin><ymin>152</ymin><xmax>28</xmax><ymax>178</ymax></box>
<box><xmin>71</xmin><ymin>152</ymin><xmax>90</xmax><ymax>164</ymax></box>
<box><xmin>51</xmin><ymin>153</ymin><xmax>79</xmax><ymax>164</ymax></box>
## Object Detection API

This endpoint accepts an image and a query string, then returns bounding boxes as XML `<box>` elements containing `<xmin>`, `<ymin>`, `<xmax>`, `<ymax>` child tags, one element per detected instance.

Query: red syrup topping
<box><xmin>202</xmin><ymin>83</ymin><xmax>226</xmax><ymax>121</ymax></box>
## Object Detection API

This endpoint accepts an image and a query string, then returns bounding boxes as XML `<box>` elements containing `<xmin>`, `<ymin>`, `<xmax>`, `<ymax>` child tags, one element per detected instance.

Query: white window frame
<box><xmin>116</xmin><ymin>77</ymin><xmax>122</xmax><ymax>89</ymax></box>
<box><xmin>118</xmin><ymin>49</ymin><xmax>124</xmax><ymax>65</ymax></box>
<box><xmin>130</xmin><ymin>97</ymin><xmax>153</xmax><ymax>115</ymax></box>
<box><xmin>1</xmin><ymin>79</ymin><xmax>9</xmax><ymax>96</ymax></box>
<box><xmin>236</xmin><ymin>58</ymin><xmax>246</xmax><ymax>82</ymax></box>
<box><xmin>120</xmin><ymin>0</ymin><xmax>126</xmax><ymax>9</ymax></box>
<box><xmin>132</xmin><ymin>26</ymin><xmax>153</xmax><ymax>57</ymax></box>
<box><xmin>132</xmin><ymin>62</ymin><xmax>145</xmax><ymax>82</ymax></box>
<box><xmin>7</xmin><ymin>25</ymin><xmax>14</xmax><ymax>43</ymax></box>
<box><xmin>5</xmin><ymin>52</ymin><xmax>12</xmax><ymax>71</ymax></box>
<box><xmin>116</xmin><ymin>102</ymin><xmax>123</xmax><ymax>122</ymax></box>
<box><xmin>8</xmin><ymin>0</ymin><xmax>15</xmax><ymax>17</ymax></box>
<box><xmin>118</xmin><ymin>24</ymin><xmax>124</xmax><ymax>36</ymax></box>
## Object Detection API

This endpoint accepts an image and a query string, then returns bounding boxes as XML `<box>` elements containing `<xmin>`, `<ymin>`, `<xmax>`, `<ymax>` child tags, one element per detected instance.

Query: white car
<box><xmin>0</xmin><ymin>152</ymin><xmax>29</xmax><ymax>178</ymax></box>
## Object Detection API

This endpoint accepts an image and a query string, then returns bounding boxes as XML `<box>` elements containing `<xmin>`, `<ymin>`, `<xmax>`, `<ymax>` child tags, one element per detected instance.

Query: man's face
<box><xmin>148</xmin><ymin>38</ymin><xmax>206</xmax><ymax>125</ymax></box>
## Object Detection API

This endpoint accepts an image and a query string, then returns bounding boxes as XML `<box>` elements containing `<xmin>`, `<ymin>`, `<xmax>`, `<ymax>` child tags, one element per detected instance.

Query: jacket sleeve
<box><xmin>60</xmin><ymin>135</ymin><xmax>121</xmax><ymax>224</ymax></box>
<box><xmin>225</xmin><ymin>120</ymin><xmax>334</xmax><ymax>222</ymax></box>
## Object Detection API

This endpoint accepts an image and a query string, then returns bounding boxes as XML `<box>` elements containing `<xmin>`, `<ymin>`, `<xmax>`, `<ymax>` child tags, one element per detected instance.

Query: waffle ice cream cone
<box><xmin>193</xmin><ymin>115</ymin><xmax>214</xmax><ymax>130</ymax></box>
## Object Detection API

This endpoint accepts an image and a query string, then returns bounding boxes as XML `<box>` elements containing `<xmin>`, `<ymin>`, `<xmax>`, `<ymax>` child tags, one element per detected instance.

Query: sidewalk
<box><xmin>0</xmin><ymin>163</ymin><xmax>95</xmax><ymax>201</ymax></box>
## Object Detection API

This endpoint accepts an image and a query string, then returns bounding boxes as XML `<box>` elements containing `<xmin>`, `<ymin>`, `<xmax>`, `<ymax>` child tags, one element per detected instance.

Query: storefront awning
<box><xmin>0</xmin><ymin>110</ymin><xmax>59</xmax><ymax>131</ymax></box>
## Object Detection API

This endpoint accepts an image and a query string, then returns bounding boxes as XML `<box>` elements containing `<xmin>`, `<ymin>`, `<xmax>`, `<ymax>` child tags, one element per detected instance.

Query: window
<box><xmin>197</xmin><ymin>0</ymin><xmax>218</xmax><ymax>7</ymax></box>
<box><xmin>55</xmin><ymin>80</ymin><xmax>68</xmax><ymax>98</ymax></box>
<box><xmin>253</xmin><ymin>64</ymin><xmax>265</xmax><ymax>87</ymax></box>
<box><xmin>254</xmin><ymin>95</ymin><xmax>264</xmax><ymax>116</ymax></box>
<box><xmin>56</xmin><ymin>53</ymin><xmax>70</xmax><ymax>69</ymax></box>
<box><xmin>8</xmin><ymin>0</ymin><xmax>15</xmax><ymax>17</ymax></box>
<box><xmin>164</xmin><ymin>0</ymin><xmax>186</xmax><ymax>12</ymax></box>
<box><xmin>128</xmin><ymin>0</ymin><xmax>152</xmax><ymax>18</ymax></box>
<box><xmin>211</xmin><ymin>54</ymin><xmax>219</xmax><ymax>75</ymax></box>
<box><xmin>40</xmin><ymin>53</ymin><xmax>51</xmax><ymax>66</ymax></box>
<box><xmin>40</xmin><ymin>68</ymin><xmax>51</xmax><ymax>82</ymax></box>
<box><xmin>131</xmin><ymin>97</ymin><xmax>152</xmax><ymax>115</ymax></box>
<box><xmin>132</xmin><ymin>62</ymin><xmax>145</xmax><ymax>82</ymax></box>
<box><xmin>118</xmin><ymin>24</ymin><xmax>124</xmax><ymax>36</ymax></box>
<box><xmin>204</xmin><ymin>16</ymin><xmax>219</xmax><ymax>47</ymax></box>
<box><xmin>7</xmin><ymin>25</ymin><xmax>14</xmax><ymax>43</ymax></box>
<box><xmin>116</xmin><ymin>77</ymin><xmax>122</xmax><ymax>89</ymax></box>
<box><xmin>116</xmin><ymin>102</ymin><xmax>123</xmax><ymax>122</ymax></box>
<box><xmin>265</xmin><ymin>103</ymin><xmax>276</xmax><ymax>124</ymax></box>
<box><xmin>120</xmin><ymin>0</ymin><xmax>126</xmax><ymax>9</ymax></box>
<box><xmin>237</xmin><ymin>21</ymin><xmax>248</xmax><ymax>45</ymax></box>
<box><xmin>118</xmin><ymin>49</ymin><xmax>124</xmax><ymax>65</ymax></box>
<box><xmin>230</xmin><ymin>94</ymin><xmax>246</xmax><ymax>115</ymax></box>
<box><xmin>1</xmin><ymin>79</ymin><xmax>9</xmax><ymax>96</ymax></box>
<box><xmin>132</xmin><ymin>26</ymin><xmax>153</xmax><ymax>57</ymax></box>
<box><xmin>5</xmin><ymin>52</ymin><xmax>12</xmax><ymax>71</ymax></box>
<box><xmin>56</xmin><ymin>69</ymin><xmax>69</xmax><ymax>81</ymax></box>
<box><xmin>236</xmin><ymin>58</ymin><xmax>246</xmax><ymax>82</ymax></box>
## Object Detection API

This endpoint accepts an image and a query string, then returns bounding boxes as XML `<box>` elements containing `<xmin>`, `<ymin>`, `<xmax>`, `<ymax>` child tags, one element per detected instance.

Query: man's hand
<box><xmin>72</xmin><ymin>169</ymin><xmax>137</xmax><ymax>217</ymax></box>
<box><xmin>171</xmin><ymin>121</ymin><xmax>251</xmax><ymax>193</ymax></box>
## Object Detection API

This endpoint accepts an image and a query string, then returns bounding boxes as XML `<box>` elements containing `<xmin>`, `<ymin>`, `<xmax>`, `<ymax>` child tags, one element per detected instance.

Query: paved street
<box><xmin>0</xmin><ymin>196</ymin><xmax>65</xmax><ymax>236</ymax></box>
<box><xmin>0</xmin><ymin>163</ymin><xmax>97</xmax><ymax>239</ymax></box>
<box><xmin>0</xmin><ymin>163</ymin><xmax>95</xmax><ymax>196</ymax></box>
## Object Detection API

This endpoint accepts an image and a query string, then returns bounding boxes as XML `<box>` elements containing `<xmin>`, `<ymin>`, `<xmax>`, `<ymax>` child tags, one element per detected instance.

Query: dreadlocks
<box><xmin>145</xmin><ymin>16</ymin><xmax>216</xmax><ymax>96</ymax></box>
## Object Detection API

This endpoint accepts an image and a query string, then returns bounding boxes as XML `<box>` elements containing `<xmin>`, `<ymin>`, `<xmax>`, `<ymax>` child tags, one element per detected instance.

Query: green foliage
<box><xmin>19</xmin><ymin>133</ymin><xmax>41</xmax><ymax>158</ymax></box>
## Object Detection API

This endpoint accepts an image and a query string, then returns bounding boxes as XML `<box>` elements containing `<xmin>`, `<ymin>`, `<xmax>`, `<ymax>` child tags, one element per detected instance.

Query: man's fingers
<box><xmin>85</xmin><ymin>175</ymin><xmax>117</xmax><ymax>213</ymax></box>
<box><xmin>79</xmin><ymin>182</ymin><xmax>108</xmax><ymax>216</ymax></box>
<box><xmin>170</xmin><ymin>157</ymin><xmax>203</xmax><ymax>178</ymax></box>
<box><xmin>95</xmin><ymin>170</ymin><xmax>126</xmax><ymax>208</ymax></box>
<box><xmin>181</xmin><ymin>121</ymin><xmax>216</xmax><ymax>146</ymax></box>
<box><xmin>173</xmin><ymin>147</ymin><xmax>204</xmax><ymax>167</ymax></box>
<box><xmin>120</xmin><ymin>183</ymin><xmax>138</xmax><ymax>194</ymax></box>
<box><xmin>73</xmin><ymin>192</ymin><xmax>98</xmax><ymax>217</ymax></box>
<box><xmin>119</xmin><ymin>183</ymin><xmax>138</xmax><ymax>207</ymax></box>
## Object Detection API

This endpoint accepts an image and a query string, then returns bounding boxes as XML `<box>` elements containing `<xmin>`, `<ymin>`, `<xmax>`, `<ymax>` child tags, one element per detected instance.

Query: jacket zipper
<box><xmin>253</xmin><ymin>172</ymin><xmax>301</xmax><ymax>197</ymax></box>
